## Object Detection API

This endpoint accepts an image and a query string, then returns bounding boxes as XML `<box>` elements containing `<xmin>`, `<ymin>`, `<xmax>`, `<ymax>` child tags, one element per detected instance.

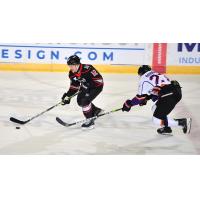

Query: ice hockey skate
<box><xmin>157</xmin><ymin>126</ymin><xmax>172</xmax><ymax>135</ymax></box>
<box><xmin>176</xmin><ymin>118</ymin><xmax>192</xmax><ymax>134</ymax></box>
<box><xmin>81</xmin><ymin>119</ymin><xmax>95</xmax><ymax>130</ymax></box>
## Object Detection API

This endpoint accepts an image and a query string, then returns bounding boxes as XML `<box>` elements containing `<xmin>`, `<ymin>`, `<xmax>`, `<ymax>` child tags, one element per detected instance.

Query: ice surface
<box><xmin>0</xmin><ymin>72</ymin><xmax>199</xmax><ymax>154</ymax></box>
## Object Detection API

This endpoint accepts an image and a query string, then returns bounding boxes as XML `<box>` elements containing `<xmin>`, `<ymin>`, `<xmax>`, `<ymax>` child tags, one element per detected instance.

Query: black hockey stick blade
<box><xmin>56</xmin><ymin>117</ymin><xmax>71</xmax><ymax>127</ymax></box>
<box><xmin>10</xmin><ymin>117</ymin><xmax>29</xmax><ymax>125</ymax></box>
<box><xmin>56</xmin><ymin>116</ymin><xmax>92</xmax><ymax>127</ymax></box>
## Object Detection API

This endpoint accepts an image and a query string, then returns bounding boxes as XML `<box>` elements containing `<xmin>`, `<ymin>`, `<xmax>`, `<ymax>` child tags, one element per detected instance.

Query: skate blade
<box><xmin>187</xmin><ymin>118</ymin><xmax>192</xmax><ymax>134</ymax></box>
<box><xmin>158</xmin><ymin>132</ymin><xmax>173</xmax><ymax>136</ymax></box>
<box><xmin>82</xmin><ymin>125</ymin><xmax>95</xmax><ymax>131</ymax></box>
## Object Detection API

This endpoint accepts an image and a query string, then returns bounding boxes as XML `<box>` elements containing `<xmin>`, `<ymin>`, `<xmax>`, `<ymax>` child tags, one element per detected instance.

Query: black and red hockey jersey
<box><xmin>65</xmin><ymin>64</ymin><xmax>104</xmax><ymax>97</ymax></box>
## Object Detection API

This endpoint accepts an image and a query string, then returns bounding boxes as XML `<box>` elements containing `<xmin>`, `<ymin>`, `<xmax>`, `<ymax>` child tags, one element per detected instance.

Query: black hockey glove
<box><xmin>139</xmin><ymin>99</ymin><xmax>147</xmax><ymax>106</ymax></box>
<box><xmin>61</xmin><ymin>93</ymin><xmax>71</xmax><ymax>105</ymax></box>
<box><xmin>122</xmin><ymin>100</ymin><xmax>132</xmax><ymax>112</ymax></box>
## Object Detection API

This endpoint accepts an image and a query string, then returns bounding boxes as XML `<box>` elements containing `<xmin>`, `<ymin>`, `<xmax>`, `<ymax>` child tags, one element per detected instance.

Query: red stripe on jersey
<box><xmin>70</xmin><ymin>85</ymin><xmax>79</xmax><ymax>90</ymax></box>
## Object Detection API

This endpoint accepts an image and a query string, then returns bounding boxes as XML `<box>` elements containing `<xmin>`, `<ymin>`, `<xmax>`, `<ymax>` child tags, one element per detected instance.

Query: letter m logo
<box><xmin>178</xmin><ymin>43</ymin><xmax>200</xmax><ymax>52</ymax></box>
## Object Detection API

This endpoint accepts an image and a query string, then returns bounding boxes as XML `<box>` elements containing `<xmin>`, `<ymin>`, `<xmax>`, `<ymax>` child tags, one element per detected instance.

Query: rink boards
<box><xmin>1</xmin><ymin>63</ymin><xmax>200</xmax><ymax>74</ymax></box>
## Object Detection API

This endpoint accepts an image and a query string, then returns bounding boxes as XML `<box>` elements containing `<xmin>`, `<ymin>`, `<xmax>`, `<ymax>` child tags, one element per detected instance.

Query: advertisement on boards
<box><xmin>0</xmin><ymin>43</ymin><xmax>149</xmax><ymax>65</ymax></box>
<box><xmin>167</xmin><ymin>43</ymin><xmax>200</xmax><ymax>66</ymax></box>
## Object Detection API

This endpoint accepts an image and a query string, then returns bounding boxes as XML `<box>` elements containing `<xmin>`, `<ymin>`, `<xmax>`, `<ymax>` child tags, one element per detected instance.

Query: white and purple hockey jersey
<box><xmin>130</xmin><ymin>71</ymin><xmax>171</xmax><ymax>106</ymax></box>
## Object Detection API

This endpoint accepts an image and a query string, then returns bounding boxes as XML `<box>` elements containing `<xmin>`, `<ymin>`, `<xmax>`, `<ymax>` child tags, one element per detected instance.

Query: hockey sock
<box><xmin>153</xmin><ymin>117</ymin><xmax>178</xmax><ymax>127</ymax></box>
<box><xmin>82</xmin><ymin>103</ymin><xmax>93</xmax><ymax>118</ymax></box>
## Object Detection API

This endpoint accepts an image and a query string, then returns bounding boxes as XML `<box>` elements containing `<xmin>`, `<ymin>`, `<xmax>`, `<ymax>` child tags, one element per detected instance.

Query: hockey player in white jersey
<box><xmin>122</xmin><ymin>65</ymin><xmax>192</xmax><ymax>135</ymax></box>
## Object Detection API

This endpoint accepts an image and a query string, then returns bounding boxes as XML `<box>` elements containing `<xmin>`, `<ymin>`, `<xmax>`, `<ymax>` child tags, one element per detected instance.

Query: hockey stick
<box><xmin>10</xmin><ymin>92</ymin><xmax>79</xmax><ymax>125</ymax></box>
<box><xmin>56</xmin><ymin>108</ymin><xmax>122</xmax><ymax>127</ymax></box>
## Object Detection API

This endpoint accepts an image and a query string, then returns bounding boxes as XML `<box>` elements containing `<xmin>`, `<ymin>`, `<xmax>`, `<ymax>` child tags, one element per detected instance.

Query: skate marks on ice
<box><xmin>0</xmin><ymin>114</ymin><xmax>197</xmax><ymax>155</ymax></box>
<box><xmin>0</xmin><ymin>124</ymin><xmax>83</xmax><ymax>155</ymax></box>
<box><xmin>0</xmin><ymin>73</ymin><xmax>200</xmax><ymax>154</ymax></box>
<box><xmin>0</xmin><ymin>113</ymin><xmax>193</xmax><ymax>155</ymax></box>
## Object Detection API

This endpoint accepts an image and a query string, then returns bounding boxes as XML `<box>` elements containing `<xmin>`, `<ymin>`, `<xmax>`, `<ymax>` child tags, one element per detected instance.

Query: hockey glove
<box><xmin>61</xmin><ymin>93</ymin><xmax>71</xmax><ymax>105</ymax></box>
<box><xmin>122</xmin><ymin>100</ymin><xmax>132</xmax><ymax>112</ymax></box>
<box><xmin>139</xmin><ymin>99</ymin><xmax>147</xmax><ymax>106</ymax></box>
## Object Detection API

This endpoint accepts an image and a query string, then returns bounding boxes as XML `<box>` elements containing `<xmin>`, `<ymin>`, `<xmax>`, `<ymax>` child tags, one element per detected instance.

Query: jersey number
<box><xmin>149</xmin><ymin>75</ymin><xmax>159</xmax><ymax>85</ymax></box>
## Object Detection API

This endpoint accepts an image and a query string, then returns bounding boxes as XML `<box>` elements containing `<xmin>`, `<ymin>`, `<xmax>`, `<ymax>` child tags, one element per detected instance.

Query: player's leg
<box><xmin>77</xmin><ymin>92</ymin><xmax>94</xmax><ymax>129</ymax></box>
<box><xmin>153</xmin><ymin>116</ymin><xmax>174</xmax><ymax>134</ymax></box>
<box><xmin>153</xmin><ymin>92</ymin><xmax>191</xmax><ymax>134</ymax></box>
<box><xmin>172</xmin><ymin>87</ymin><xmax>192</xmax><ymax>133</ymax></box>
<box><xmin>77</xmin><ymin>87</ymin><xmax>103</xmax><ymax>129</ymax></box>
<box><xmin>153</xmin><ymin>96</ymin><xmax>178</xmax><ymax>134</ymax></box>
<box><xmin>174</xmin><ymin>118</ymin><xmax>192</xmax><ymax>134</ymax></box>
<box><xmin>89</xmin><ymin>87</ymin><xmax>104</xmax><ymax>117</ymax></box>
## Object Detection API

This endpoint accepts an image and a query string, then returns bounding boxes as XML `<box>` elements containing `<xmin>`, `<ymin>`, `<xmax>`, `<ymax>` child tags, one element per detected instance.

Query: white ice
<box><xmin>0</xmin><ymin>72</ymin><xmax>200</xmax><ymax>154</ymax></box>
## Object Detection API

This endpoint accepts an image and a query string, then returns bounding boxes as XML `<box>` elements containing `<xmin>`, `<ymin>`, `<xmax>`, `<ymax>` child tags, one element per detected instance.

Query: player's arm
<box><xmin>88</xmin><ymin>66</ymin><xmax>104</xmax><ymax>87</ymax></box>
<box><xmin>122</xmin><ymin>94</ymin><xmax>148</xmax><ymax>112</ymax></box>
<box><xmin>122</xmin><ymin>81</ymin><xmax>152</xmax><ymax>112</ymax></box>
<box><xmin>61</xmin><ymin>75</ymin><xmax>80</xmax><ymax>105</ymax></box>
<box><xmin>67</xmin><ymin>79</ymin><xmax>80</xmax><ymax>95</ymax></box>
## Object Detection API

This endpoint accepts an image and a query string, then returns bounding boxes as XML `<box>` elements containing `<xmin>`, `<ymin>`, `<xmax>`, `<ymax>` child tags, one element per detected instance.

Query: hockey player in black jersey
<box><xmin>61</xmin><ymin>55</ymin><xmax>104</xmax><ymax>129</ymax></box>
<box><xmin>122</xmin><ymin>65</ymin><xmax>192</xmax><ymax>135</ymax></box>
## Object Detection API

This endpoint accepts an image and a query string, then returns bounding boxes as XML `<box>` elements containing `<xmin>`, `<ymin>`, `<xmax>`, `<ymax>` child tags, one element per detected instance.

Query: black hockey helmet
<box><xmin>67</xmin><ymin>55</ymin><xmax>81</xmax><ymax>65</ymax></box>
<box><xmin>138</xmin><ymin>65</ymin><xmax>151</xmax><ymax>76</ymax></box>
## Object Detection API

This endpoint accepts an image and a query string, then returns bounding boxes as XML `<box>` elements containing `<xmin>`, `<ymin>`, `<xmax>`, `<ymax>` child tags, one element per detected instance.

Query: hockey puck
<box><xmin>16</xmin><ymin>127</ymin><xmax>20</xmax><ymax>129</ymax></box>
